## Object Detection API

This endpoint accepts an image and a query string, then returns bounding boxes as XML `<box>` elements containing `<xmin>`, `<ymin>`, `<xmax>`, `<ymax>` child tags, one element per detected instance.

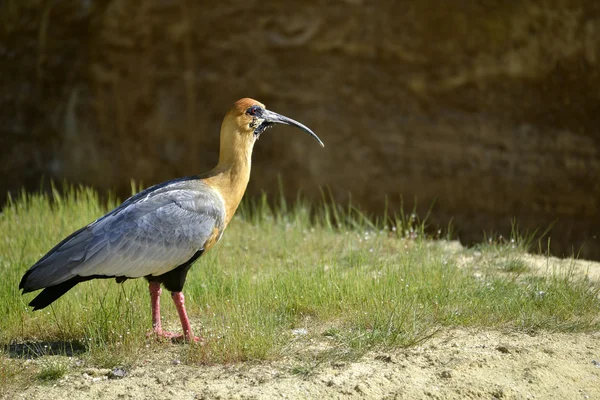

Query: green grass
<box><xmin>36</xmin><ymin>358</ymin><xmax>69</xmax><ymax>382</ymax></box>
<box><xmin>1</xmin><ymin>185</ymin><xmax>599</xmax><ymax>392</ymax></box>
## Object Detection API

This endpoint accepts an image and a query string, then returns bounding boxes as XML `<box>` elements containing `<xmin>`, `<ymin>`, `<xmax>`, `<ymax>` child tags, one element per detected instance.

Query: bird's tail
<box><xmin>26</xmin><ymin>278</ymin><xmax>81</xmax><ymax>310</ymax></box>
<box><xmin>23</xmin><ymin>275</ymin><xmax>111</xmax><ymax>310</ymax></box>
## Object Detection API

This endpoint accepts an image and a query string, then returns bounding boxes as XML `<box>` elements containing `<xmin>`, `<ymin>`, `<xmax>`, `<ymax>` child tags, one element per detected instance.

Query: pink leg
<box><xmin>149</xmin><ymin>281</ymin><xmax>163</xmax><ymax>334</ymax></box>
<box><xmin>172</xmin><ymin>292</ymin><xmax>201</xmax><ymax>343</ymax></box>
<box><xmin>147</xmin><ymin>282</ymin><xmax>200</xmax><ymax>342</ymax></box>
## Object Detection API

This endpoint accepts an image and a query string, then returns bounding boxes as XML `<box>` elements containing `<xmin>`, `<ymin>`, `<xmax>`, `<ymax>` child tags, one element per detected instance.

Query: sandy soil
<box><xmin>9</xmin><ymin>251</ymin><xmax>600</xmax><ymax>400</ymax></box>
<box><xmin>9</xmin><ymin>329</ymin><xmax>599</xmax><ymax>400</ymax></box>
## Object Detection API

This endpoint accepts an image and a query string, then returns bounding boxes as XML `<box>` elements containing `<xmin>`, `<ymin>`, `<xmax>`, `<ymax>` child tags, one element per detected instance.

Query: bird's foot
<box><xmin>163</xmin><ymin>332</ymin><xmax>203</xmax><ymax>343</ymax></box>
<box><xmin>148</xmin><ymin>330</ymin><xmax>202</xmax><ymax>343</ymax></box>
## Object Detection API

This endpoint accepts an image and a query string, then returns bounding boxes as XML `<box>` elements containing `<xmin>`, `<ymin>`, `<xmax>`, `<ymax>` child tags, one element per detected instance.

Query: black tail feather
<box><xmin>19</xmin><ymin>269</ymin><xmax>33</xmax><ymax>291</ymax></box>
<box><xmin>26</xmin><ymin>275</ymin><xmax>120</xmax><ymax>310</ymax></box>
<box><xmin>28</xmin><ymin>279</ymin><xmax>81</xmax><ymax>310</ymax></box>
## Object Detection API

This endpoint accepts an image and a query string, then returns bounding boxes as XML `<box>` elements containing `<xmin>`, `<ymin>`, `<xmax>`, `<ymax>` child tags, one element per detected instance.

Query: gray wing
<box><xmin>21</xmin><ymin>179</ymin><xmax>225</xmax><ymax>291</ymax></box>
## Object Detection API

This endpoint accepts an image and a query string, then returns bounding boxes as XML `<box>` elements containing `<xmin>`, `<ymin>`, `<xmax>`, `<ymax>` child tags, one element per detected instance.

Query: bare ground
<box><xmin>7</xmin><ymin>329</ymin><xmax>599</xmax><ymax>400</ymax></box>
<box><xmin>7</xmin><ymin>251</ymin><xmax>600</xmax><ymax>400</ymax></box>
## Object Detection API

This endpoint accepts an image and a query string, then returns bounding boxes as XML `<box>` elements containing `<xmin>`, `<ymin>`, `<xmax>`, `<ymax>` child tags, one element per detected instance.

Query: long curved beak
<box><xmin>263</xmin><ymin>109</ymin><xmax>325</xmax><ymax>147</ymax></box>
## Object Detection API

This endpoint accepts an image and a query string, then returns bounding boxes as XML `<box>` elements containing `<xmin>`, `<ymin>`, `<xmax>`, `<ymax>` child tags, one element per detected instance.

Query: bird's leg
<box><xmin>149</xmin><ymin>281</ymin><xmax>164</xmax><ymax>335</ymax></box>
<box><xmin>147</xmin><ymin>282</ymin><xmax>192</xmax><ymax>341</ymax></box>
<box><xmin>171</xmin><ymin>292</ymin><xmax>201</xmax><ymax>343</ymax></box>
<box><xmin>148</xmin><ymin>282</ymin><xmax>200</xmax><ymax>342</ymax></box>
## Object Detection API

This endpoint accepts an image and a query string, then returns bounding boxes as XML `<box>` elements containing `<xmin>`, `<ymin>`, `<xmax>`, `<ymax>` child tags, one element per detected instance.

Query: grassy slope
<box><xmin>1</xmin><ymin>186</ymin><xmax>599</xmax><ymax>390</ymax></box>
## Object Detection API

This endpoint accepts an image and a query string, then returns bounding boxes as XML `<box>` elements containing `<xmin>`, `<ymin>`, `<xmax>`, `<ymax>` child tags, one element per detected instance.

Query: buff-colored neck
<box><xmin>203</xmin><ymin>121</ymin><xmax>255</xmax><ymax>226</ymax></box>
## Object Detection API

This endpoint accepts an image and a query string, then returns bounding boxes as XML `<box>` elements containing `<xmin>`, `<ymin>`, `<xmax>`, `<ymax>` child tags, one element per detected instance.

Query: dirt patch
<box><xmin>9</xmin><ymin>329</ymin><xmax>600</xmax><ymax>400</ymax></box>
<box><xmin>520</xmin><ymin>253</ymin><xmax>600</xmax><ymax>282</ymax></box>
<box><xmin>447</xmin><ymin>240</ymin><xmax>600</xmax><ymax>282</ymax></box>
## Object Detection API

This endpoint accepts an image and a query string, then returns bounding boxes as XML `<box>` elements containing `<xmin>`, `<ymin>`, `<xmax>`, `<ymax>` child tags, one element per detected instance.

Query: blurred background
<box><xmin>1</xmin><ymin>0</ymin><xmax>599</xmax><ymax>259</ymax></box>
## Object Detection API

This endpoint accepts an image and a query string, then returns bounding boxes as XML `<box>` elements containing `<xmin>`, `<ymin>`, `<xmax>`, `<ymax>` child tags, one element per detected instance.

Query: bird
<box><xmin>19</xmin><ymin>98</ymin><xmax>324</xmax><ymax>342</ymax></box>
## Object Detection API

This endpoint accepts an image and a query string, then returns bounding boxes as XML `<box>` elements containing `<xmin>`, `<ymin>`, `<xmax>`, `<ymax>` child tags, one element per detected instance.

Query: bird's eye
<box><xmin>246</xmin><ymin>106</ymin><xmax>261</xmax><ymax>116</ymax></box>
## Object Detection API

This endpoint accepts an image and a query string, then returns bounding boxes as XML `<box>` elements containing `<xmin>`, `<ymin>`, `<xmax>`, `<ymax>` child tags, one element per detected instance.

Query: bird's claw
<box><xmin>147</xmin><ymin>330</ymin><xmax>202</xmax><ymax>343</ymax></box>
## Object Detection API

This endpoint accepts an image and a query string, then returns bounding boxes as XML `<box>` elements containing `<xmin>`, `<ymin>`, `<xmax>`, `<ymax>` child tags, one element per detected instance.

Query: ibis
<box><xmin>19</xmin><ymin>98</ymin><xmax>324</xmax><ymax>342</ymax></box>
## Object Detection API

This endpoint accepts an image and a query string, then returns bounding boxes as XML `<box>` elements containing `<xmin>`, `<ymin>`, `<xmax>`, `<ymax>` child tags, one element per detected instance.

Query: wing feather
<box><xmin>20</xmin><ymin>179</ymin><xmax>225</xmax><ymax>292</ymax></box>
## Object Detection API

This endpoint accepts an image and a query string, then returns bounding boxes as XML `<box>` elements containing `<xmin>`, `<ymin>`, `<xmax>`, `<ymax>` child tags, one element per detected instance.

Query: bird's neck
<box><xmin>204</xmin><ymin>138</ymin><xmax>254</xmax><ymax>226</ymax></box>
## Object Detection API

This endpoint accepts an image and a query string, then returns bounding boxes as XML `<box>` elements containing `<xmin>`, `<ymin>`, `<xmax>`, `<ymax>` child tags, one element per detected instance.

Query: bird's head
<box><xmin>221</xmin><ymin>98</ymin><xmax>324</xmax><ymax>154</ymax></box>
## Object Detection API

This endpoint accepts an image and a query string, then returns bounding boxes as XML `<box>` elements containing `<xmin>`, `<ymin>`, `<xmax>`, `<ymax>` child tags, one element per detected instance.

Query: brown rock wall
<box><xmin>1</xmin><ymin>0</ymin><xmax>599</xmax><ymax>258</ymax></box>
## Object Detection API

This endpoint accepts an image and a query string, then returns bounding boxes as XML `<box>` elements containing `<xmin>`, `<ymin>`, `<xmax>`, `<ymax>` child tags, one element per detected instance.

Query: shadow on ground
<box><xmin>4</xmin><ymin>340</ymin><xmax>87</xmax><ymax>359</ymax></box>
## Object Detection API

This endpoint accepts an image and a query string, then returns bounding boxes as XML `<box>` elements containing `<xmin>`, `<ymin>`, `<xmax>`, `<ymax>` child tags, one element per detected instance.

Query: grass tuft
<box><xmin>500</xmin><ymin>258</ymin><xmax>530</xmax><ymax>274</ymax></box>
<box><xmin>36</xmin><ymin>358</ymin><xmax>68</xmax><ymax>382</ymax></box>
